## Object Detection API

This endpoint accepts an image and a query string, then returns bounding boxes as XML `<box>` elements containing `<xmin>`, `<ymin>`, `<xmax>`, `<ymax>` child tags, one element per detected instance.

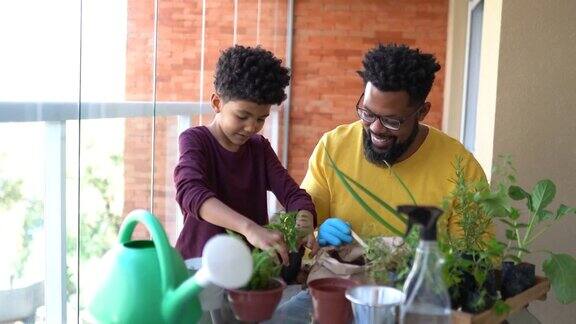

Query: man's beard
<box><xmin>362</xmin><ymin>120</ymin><xmax>419</xmax><ymax>166</ymax></box>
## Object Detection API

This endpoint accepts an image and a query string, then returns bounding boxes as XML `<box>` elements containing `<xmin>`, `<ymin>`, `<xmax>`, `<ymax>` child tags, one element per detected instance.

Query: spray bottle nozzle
<box><xmin>398</xmin><ymin>205</ymin><xmax>443</xmax><ymax>241</ymax></box>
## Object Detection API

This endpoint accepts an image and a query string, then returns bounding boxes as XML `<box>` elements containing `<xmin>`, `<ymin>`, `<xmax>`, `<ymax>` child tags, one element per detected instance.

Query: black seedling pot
<box><xmin>460</xmin><ymin>270</ymin><xmax>498</xmax><ymax>313</ymax></box>
<box><xmin>280</xmin><ymin>247</ymin><xmax>305</xmax><ymax>284</ymax></box>
<box><xmin>501</xmin><ymin>261</ymin><xmax>536</xmax><ymax>299</ymax></box>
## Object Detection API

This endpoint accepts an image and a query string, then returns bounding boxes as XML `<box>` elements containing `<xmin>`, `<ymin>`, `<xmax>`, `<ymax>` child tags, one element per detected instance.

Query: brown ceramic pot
<box><xmin>308</xmin><ymin>277</ymin><xmax>358</xmax><ymax>324</ymax></box>
<box><xmin>227</xmin><ymin>278</ymin><xmax>286</xmax><ymax>322</ymax></box>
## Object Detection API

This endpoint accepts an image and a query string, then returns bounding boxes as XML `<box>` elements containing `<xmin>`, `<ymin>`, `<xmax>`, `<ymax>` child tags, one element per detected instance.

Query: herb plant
<box><xmin>246</xmin><ymin>248</ymin><xmax>282</xmax><ymax>290</ymax></box>
<box><xmin>476</xmin><ymin>156</ymin><xmax>576</xmax><ymax>304</ymax></box>
<box><xmin>226</xmin><ymin>230</ymin><xmax>282</xmax><ymax>290</ymax></box>
<box><xmin>364</xmin><ymin>236</ymin><xmax>412</xmax><ymax>287</ymax></box>
<box><xmin>266</xmin><ymin>211</ymin><xmax>302</xmax><ymax>252</ymax></box>
<box><xmin>440</xmin><ymin>157</ymin><xmax>506</xmax><ymax>313</ymax></box>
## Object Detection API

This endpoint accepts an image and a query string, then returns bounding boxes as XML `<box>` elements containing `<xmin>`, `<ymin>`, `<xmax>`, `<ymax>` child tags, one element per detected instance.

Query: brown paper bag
<box><xmin>306</xmin><ymin>242</ymin><xmax>368</xmax><ymax>284</ymax></box>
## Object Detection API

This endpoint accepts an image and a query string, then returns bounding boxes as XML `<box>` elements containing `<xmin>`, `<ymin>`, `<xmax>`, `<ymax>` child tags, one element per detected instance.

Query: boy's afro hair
<box><xmin>214</xmin><ymin>45</ymin><xmax>290</xmax><ymax>105</ymax></box>
<box><xmin>358</xmin><ymin>44</ymin><xmax>441</xmax><ymax>105</ymax></box>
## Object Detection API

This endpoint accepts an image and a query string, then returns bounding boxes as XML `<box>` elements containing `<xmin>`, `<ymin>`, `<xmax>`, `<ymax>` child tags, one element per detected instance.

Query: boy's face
<box><xmin>211</xmin><ymin>94</ymin><xmax>271</xmax><ymax>150</ymax></box>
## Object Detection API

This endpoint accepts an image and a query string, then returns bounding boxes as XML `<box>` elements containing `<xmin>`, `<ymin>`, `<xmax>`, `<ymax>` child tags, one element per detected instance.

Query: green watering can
<box><xmin>88</xmin><ymin>209</ymin><xmax>253</xmax><ymax>323</ymax></box>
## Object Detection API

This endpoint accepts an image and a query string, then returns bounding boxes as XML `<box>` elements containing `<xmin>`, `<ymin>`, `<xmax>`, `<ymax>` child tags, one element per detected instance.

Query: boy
<box><xmin>174</xmin><ymin>45</ymin><xmax>315</xmax><ymax>265</ymax></box>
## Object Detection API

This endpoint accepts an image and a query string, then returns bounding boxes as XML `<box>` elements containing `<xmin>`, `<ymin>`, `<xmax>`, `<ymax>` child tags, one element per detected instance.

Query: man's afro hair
<box><xmin>358</xmin><ymin>44</ymin><xmax>441</xmax><ymax>105</ymax></box>
<box><xmin>214</xmin><ymin>45</ymin><xmax>290</xmax><ymax>105</ymax></box>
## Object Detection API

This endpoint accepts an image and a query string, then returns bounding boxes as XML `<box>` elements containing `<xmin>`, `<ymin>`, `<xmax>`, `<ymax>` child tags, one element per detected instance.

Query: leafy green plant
<box><xmin>246</xmin><ymin>248</ymin><xmax>282</xmax><ymax>290</ymax></box>
<box><xmin>226</xmin><ymin>230</ymin><xmax>282</xmax><ymax>290</ymax></box>
<box><xmin>438</xmin><ymin>157</ymin><xmax>509</xmax><ymax>313</ymax></box>
<box><xmin>364</xmin><ymin>236</ymin><xmax>412</xmax><ymax>287</ymax></box>
<box><xmin>266</xmin><ymin>211</ymin><xmax>303</xmax><ymax>252</ymax></box>
<box><xmin>476</xmin><ymin>156</ymin><xmax>576</xmax><ymax>304</ymax></box>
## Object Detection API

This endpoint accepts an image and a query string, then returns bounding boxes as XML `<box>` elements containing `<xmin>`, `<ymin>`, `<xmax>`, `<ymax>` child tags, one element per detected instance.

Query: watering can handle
<box><xmin>118</xmin><ymin>209</ymin><xmax>176</xmax><ymax>293</ymax></box>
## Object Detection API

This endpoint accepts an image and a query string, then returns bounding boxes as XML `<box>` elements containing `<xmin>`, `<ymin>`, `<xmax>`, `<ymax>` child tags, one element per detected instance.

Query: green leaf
<box><xmin>509</xmin><ymin>208</ymin><xmax>520</xmax><ymax>220</ymax></box>
<box><xmin>556</xmin><ymin>204</ymin><xmax>576</xmax><ymax>220</ymax></box>
<box><xmin>333</xmin><ymin>167</ymin><xmax>407</xmax><ymax>225</ymax></box>
<box><xmin>505</xmin><ymin>229</ymin><xmax>517</xmax><ymax>240</ymax></box>
<box><xmin>493</xmin><ymin>299</ymin><xmax>511</xmax><ymax>315</ymax></box>
<box><xmin>325</xmin><ymin>150</ymin><xmax>403</xmax><ymax>236</ymax></box>
<box><xmin>477</xmin><ymin>187</ymin><xmax>511</xmax><ymax>218</ymax></box>
<box><xmin>499</xmin><ymin>218</ymin><xmax>527</xmax><ymax>229</ymax></box>
<box><xmin>514</xmin><ymin>222</ymin><xmax>529</xmax><ymax>229</ymax></box>
<box><xmin>499</xmin><ymin>218</ymin><xmax>516</xmax><ymax>227</ymax></box>
<box><xmin>543</xmin><ymin>253</ymin><xmax>576</xmax><ymax>304</ymax></box>
<box><xmin>382</xmin><ymin>159</ymin><xmax>417</xmax><ymax>205</ymax></box>
<box><xmin>536</xmin><ymin>210</ymin><xmax>554</xmax><ymax>222</ymax></box>
<box><xmin>508</xmin><ymin>185</ymin><xmax>529</xmax><ymax>200</ymax></box>
<box><xmin>531</xmin><ymin>180</ymin><xmax>556</xmax><ymax>214</ymax></box>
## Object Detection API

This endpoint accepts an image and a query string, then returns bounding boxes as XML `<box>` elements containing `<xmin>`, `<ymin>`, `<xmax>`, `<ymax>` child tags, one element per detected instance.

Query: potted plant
<box><xmin>226</xmin><ymin>247</ymin><xmax>286</xmax><ymax>322</ymax></box>
<box><xmin>266</xmin><ymin>211</ymin><xmax>306</xmax><ymax>284</ymax></box>
<box><xmin>475</xmin><ymin>157</ymin><xmax>576</xmax><ymax>305</ymax></box>
<box><xmin>440</xmin><ymin>157</ymin><xmax>504</xmax><ymax>313</ymax></box>
<box><xmin>363</xmin><ymin>235</ymin><xmax>412</xmax><ymax>287</ymax></box>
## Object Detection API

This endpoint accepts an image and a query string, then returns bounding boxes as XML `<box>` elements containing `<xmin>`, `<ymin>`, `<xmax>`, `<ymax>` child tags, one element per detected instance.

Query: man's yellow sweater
<box><xmin>302</xmin><ymin>121</ymin><xmax>486</xmax><ymax>237</ymax></box>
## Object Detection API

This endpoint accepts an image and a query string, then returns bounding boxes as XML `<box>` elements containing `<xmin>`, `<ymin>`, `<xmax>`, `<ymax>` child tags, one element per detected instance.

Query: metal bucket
<box><xmin>345</xmin><ymin>285</ymin><xmax>404</xmax><ymax>324</ymax></box>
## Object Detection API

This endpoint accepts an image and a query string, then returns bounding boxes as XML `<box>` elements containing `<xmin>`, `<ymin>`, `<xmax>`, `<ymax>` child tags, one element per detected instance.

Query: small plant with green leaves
<box><xmin>266</xmin><ymin>211</ymin><xmax>303</xmax><ymax>253</ymax></box>
<box><xmin>246</xmin><ymin>248</ymin><xmax>282</xmax><ymax>290</ymax></box>
<box><xmin>439</xmin><ymin>157</ymin><xmax>507</xmax><ymax>313</ymax></box>
<box><xmin>476</xmin><ymin>156</ymin><xmax>576</xmax><ymax>304</ymax></box>
<box><xmin>364</xmin><ymin>236</ymin><xmax>412</xmax><ymax>287</ymax></box>
<box><xmin>226</xmin><ymin>230</ymin><xmax>282</xmax><ymax>290</ymax></box>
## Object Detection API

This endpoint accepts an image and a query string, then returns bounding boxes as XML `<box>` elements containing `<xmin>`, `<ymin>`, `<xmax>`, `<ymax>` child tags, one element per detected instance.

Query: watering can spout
<box><xmin>164</xmin><ymin>235</ymin><xmax>253</xmax><ymax>322</ymax></box>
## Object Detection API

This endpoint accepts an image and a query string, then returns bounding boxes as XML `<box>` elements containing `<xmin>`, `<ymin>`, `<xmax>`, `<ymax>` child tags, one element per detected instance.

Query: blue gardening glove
<box><xmin>317</xmin><ymin>218</ymin><xmax>353</xmax><ymax>247</ymax></box>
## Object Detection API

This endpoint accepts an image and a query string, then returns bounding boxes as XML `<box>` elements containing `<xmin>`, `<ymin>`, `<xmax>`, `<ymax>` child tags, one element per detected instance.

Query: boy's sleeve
<box><xmin>301</xmin><ymin>135</ymin><xmax>332</xmax><ymax>226</ymax></box>
<box><xmin>174</xmin><ymin>131</ymin><xmax>216</xmax><ymax>220</ymax></box>
<box><xmin>262</xmin><ymin>137</ymin><xmax>317</xmax><ymax>225</ymax></box>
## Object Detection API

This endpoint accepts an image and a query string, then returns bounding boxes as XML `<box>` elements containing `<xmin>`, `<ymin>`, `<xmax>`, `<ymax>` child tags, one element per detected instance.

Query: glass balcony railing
<box><xmin>0</xmin><ymin>101</ymin><xmax>283</xmax><ymax>323</ymax></box>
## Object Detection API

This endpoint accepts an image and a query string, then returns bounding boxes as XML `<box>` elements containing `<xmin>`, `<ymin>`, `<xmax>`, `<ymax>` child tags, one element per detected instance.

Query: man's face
<box><xmin>359</xmin><ymin>82</ymin><xmax>425</xmax><ymax>165</ymax></box>
<box><xmin>212</xmin><ymin>94</ymin><xmax>270</xmax><ymax>150</ymax></box>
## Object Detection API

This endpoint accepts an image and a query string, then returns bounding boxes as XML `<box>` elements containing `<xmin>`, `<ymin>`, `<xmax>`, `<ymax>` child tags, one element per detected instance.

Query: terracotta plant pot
<box><xmin>501</xmin><ymin>262</ymin><xmax>536</xmax><ymax>299</ymax></box>
<box><xmin>227</xmin><ymin>278</ymin><xmax>286</xmax><ymax>322</ymax></box>
<box><xmin>281</xmin><ymin>247</ymin><xmax>305</xmax><ymax>284</ymax></box>
<box><xmin>309</xmin><ymin>277</ymin><xmax>358</xmax><ymax>324</ymax></box>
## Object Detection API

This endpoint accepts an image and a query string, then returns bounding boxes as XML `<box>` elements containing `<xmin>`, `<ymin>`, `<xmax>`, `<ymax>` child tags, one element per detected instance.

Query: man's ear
<box><xmin>417</xmin><ymin>102</ymin><xmax>431</xmax><ymax>121</ymax></box>
<box><xmin>210</xmin><ymin>93</ymin><xmax>222</xmax><ymax>113</ymax></box>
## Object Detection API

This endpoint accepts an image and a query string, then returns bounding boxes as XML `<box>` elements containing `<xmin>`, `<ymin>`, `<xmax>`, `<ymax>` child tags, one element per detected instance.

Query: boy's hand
<box><xmin>317</xmin><ymin>218</ymin><xmax>352</xmax><ymax>247</ymax></box>
<box><xmin>244</xmin><ymin>222</ymin><xmax>289</xmax><ymax>265</ymax></box>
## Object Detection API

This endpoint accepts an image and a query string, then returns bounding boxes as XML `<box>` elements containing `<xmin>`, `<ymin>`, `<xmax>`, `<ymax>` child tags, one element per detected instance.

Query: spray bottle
<box><xmin>398</xmin><ymin>205</ymin><xmax>451</xmax><ymax>324</ymax></box>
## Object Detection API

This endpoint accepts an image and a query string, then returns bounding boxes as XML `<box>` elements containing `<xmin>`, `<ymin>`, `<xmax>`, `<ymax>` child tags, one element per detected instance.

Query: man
<box><xmin>275</xmin><ymin>43</ymin><xmax>486</xmax><ymax>320</ymax></box>
<box><xmin>303</xmin><ymin>43</ymin><xmax>486</xmax><ymax>245</ymax></box>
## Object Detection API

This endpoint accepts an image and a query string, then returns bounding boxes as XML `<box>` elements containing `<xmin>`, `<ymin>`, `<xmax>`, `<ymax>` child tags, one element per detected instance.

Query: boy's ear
<box><xmin>210</xmin><ymin>93</ymin><xmax>222</xmax><ymax>113</ymax></box>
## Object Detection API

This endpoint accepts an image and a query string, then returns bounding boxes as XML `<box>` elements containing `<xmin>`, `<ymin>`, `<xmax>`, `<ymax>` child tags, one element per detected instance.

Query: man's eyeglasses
<box><xmin>355</xmin><ymin>93</ymin><xmax>422</xmax><ymax>131</ymax></box>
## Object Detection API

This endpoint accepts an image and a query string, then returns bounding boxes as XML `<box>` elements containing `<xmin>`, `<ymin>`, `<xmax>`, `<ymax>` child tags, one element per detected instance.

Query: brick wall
<box><xmin>123</xmin><ymin>0</ymin><xmax>448</xmax><ymax>237</ymax></box>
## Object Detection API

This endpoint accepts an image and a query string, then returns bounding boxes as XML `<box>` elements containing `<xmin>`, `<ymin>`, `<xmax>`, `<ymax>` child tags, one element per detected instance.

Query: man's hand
<box><xmin>317</xmin><ymin>218</ymin><xmax>352</xmax><ymax>246</ymax></box>
<box><xmin>243</xmin><ymin>222</ymin><xmax>289</xmax><ymax>265</ymax></box>
<box><xmin>296</xmin><ymin>210</ymin><xmax>314</xmax><ymax>238</ymax></box>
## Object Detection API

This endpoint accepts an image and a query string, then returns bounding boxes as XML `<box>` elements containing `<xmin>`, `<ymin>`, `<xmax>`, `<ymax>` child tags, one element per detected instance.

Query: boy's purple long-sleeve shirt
<box><xmin>174</xmin><ymin>126</ymin><xmax>316</xmax><ymax>259</ymax></box>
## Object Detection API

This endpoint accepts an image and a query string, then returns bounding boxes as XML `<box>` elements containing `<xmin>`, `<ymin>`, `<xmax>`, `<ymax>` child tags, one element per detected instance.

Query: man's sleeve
<box><xmin>301</xmin><ymin>135</ymin><xmax>332</xmax><ymax>225</ymax></box>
